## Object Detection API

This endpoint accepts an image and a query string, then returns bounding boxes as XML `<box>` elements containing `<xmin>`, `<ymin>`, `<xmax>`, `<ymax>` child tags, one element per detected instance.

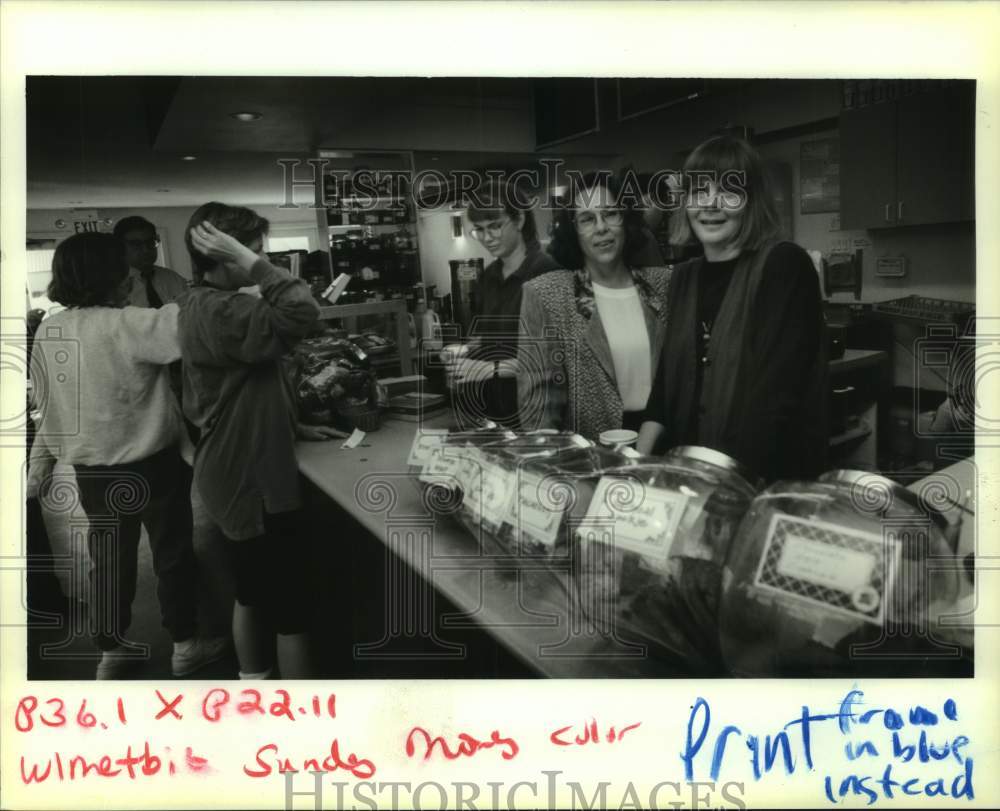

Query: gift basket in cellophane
<box><xmin>718</xmin><ymin>469</ymin><xmax>966</xmax><ymax>677</ymax></box>
<box><xmin>572</xmin><ymin>446</ymin><xmax>763</xmax><ymax>673</ymax></box>
<box><xmin>289</xmin><ymin>333</ymin><xmax>386</xmax><ymax>432</ymax></box>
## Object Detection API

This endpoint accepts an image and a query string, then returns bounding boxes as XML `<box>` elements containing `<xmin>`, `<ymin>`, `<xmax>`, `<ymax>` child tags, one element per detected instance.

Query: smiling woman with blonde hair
<box><xmin>636</xmin><ymin>135</ymin><xmax>828</xmax><ymax>481</ymax></box>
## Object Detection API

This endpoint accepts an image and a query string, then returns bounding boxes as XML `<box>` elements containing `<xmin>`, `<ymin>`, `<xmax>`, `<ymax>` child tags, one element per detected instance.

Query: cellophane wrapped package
<box><xmin>451</xmin><ymin>431</ymin><xmax>591</xmax><ymax>553</ymax></box>
<box><xmin>718</xmin><ymin>469</ymin><xmax>965</xmax><ymax>677</ymax></box>
<box><xmin>290</xmin><ymin>335</ymin><xmax>379</xmax><ymax>431</ymax></box>
<box><xmin>405</xmin><ymin>422</ymin><xmax>515</xmax><ymax>514</ymax></box>
<box><xmin>573</xmin><ymin>446</ymin><xmax>761</xmax><ymax>673</ymax></box>
<box><xmin>496</xmin><ymin>444</ymin><xmax>636</xmax><ymax>557</ymax></box>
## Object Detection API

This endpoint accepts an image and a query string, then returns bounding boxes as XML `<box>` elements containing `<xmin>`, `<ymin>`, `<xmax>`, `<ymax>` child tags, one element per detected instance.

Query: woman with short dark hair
<box><xmin>31</xmin><ymin>232</ymin><xmax>224</xmax><ymax>678</ymax></box>
<box><xmin>637</xmin><ymin>135</ymin><xmax>828</xmax><ymax>481</ymax></box>
<box><xmin>184</xmin><ymin>201</ymin><xmax>270</xmax><ymax>282</ymax></box>
<box><xmin>517</xmin><ymin>172</ymin><xmax>671</xmax><ymax>439</ymax></box>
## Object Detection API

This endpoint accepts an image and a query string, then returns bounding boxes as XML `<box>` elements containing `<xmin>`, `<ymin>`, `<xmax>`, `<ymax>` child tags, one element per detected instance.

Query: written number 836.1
<box><xmin>15</xmin><ymin>695</ymin><xmax>128</xmax><ymax>732</ymax></box>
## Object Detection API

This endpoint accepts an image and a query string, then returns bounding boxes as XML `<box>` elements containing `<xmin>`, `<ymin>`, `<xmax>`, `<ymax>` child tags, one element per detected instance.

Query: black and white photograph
<box><xmin>2</xmin><ymin>3</ymin><xmax>998</xmax><ymax>810</ymax></box>
<box><xmin>20</xmin><ymin>73</ymin><xmax>978</xmax><ymax>682</ymax></box>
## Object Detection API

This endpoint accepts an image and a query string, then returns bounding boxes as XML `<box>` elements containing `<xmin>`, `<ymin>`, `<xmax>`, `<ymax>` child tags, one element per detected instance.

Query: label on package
<box><xmin>407</xmin><ymin>429</ymin><xmax>448</xmax><ymax>469</ymax></box>
<box><xmin>418</xmin><ymin>444</ymin><xmax>464</xmax><ymax>486</ymax></box>
<box><xmin>753</xmin><ymin>513</ymin><xmax>898</xmax><ymax>625</ymax></box>
<box><xmin>506</xmin><ymin>470</ymin><xmax>566</xmax><ymax>549</ymax></box>
<box><xmin>577</xmin><ymin>476</ymin><xmax>687</xmax><ymax>565</ymax></box>
<box><xmin>463</xmin><ymin>459</ymin><xmax>516</xmax><ymax>529</ymax></box>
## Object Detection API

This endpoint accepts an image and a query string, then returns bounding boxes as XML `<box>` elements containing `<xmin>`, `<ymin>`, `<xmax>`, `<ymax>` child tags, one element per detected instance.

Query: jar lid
<box><xmin>818</xmin><ymin>469</ymin><xmax>949</xmax><ymax>531</ymax></box>
<box><xmin>666</xmin><ymin>446</ymin><xmax>763</xmax><ymax>491</ymax></box>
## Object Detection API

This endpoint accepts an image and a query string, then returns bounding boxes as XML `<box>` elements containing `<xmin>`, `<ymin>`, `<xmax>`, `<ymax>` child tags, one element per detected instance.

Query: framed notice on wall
<box><xmin>800</xmin><ymin>136</ymin><xmax>840</xmax><ymax>214</ymax></box>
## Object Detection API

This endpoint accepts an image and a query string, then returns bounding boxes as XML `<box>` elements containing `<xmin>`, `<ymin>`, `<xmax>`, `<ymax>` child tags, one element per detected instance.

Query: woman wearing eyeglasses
<box><xmin>636</xmin><ymin>135</ymin><xmax>828</xmax><ymax>481</ymax></box>
<box><xmin>447</xmin><ymin>180</ymin><xmax>561</xmax><ymax>428</ymax></box>
<box><xmin>516</xmin><ymin>173</ymin><xmax>670</xmax><ymax>439</ymax></box>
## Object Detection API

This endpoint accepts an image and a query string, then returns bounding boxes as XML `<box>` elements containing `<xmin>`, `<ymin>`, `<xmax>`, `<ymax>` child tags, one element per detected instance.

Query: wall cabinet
<box><xmin>840</xmin><ymin>83</ymin><xmax>974</xmax><ymax>229</ymax></box>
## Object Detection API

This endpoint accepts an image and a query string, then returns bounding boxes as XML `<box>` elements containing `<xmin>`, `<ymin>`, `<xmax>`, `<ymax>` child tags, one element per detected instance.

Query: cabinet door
<box><xmin>896</xmin><ymin>84</ymin><xmax>975</xmax><ymax>226</ymax></box>
<box><xmin>839</xmin><ymin>102</ymin><xmax>897</xmax><ymax>229</ymax></box>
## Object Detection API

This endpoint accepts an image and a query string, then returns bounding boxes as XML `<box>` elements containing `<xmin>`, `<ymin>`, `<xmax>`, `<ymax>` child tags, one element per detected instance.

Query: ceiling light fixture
<box><xmin>230</xmin><ymin>111</ymin><xmax>263</xmax><ymax>122</ymax></box>
<box><xmin>181</xmin><ymin>155</ymin><xmax>197</xmax><ymax>161</ymax></box>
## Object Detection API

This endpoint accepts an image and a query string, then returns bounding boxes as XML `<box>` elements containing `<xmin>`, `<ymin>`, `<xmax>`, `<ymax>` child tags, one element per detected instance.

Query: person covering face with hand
<box><xmin>180</xmin><ymin>204</ymin><xmax>342</xmax><ymax>681</ymax></box>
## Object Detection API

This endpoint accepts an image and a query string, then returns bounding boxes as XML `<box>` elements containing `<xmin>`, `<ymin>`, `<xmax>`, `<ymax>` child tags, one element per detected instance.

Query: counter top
<box><xmin>296</xmin><ymin>416</ymin><xmax>671</xmax><ymax>677</ymax></box>
<box><xmin>297</xmin><ymin>419</ymin><xmax>976</xmax><ymax>676</ymax></box>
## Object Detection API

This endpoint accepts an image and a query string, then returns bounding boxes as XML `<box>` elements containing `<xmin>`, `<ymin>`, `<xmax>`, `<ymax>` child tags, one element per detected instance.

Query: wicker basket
<box><xmin>340</xmin><ymin>403</ymin><xmax>382</xmax><ymax>433</ymax></box>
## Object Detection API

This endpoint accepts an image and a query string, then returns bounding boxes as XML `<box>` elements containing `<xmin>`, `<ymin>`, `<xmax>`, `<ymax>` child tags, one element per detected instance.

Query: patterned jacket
<box><xmin>516</xmin><ymin>266</ymin><xmax>672</xmax><ymax>440</ymax></box>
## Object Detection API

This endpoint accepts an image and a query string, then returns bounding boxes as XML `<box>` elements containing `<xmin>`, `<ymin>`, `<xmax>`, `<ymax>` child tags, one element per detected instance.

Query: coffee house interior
<box><xmin>24</xmin><ymin>76</ymin><xmax>977</xmax><ymax>680</ymax></box>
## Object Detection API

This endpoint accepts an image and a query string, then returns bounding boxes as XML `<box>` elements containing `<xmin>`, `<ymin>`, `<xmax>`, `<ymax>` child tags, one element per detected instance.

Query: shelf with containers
<box><xmin>310</xmin><ymin>150</ymin><xmax>435</xmax><ymax>358</ymax></box>
<box><xmin>312</xmin><ymin>151</ymin><xmax>425</xmax><ymax>308</ymax></box>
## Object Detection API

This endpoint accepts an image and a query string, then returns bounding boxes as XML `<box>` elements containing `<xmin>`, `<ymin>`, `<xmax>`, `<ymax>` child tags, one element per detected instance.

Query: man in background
<box><xmin>114</xmin><ymin>216</ymin><xmax>189</xmax><ymax>308</ymax></box>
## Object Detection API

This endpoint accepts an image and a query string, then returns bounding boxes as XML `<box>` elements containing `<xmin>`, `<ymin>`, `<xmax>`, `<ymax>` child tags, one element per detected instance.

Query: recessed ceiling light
<box><xmin>230</xmin><ymin>111</ymin><xmax>263</xmax><ymax>122</ymax></box>
<box><xmin>181</xmin><ymin>155</ymin><xmax>197</xmax><ymax>161</ymax></box>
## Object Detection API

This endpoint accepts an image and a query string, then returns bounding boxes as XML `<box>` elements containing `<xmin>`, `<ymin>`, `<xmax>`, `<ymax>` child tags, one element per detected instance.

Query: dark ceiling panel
<box><xmin>153</xmin><ymin>76</ymin><xmax>535</xmax><ymax>153</ymax></box>
<box><xmin>24</xmin><ymin>76</ymin><xmax>605</xmax><ymax>207</ymax></box>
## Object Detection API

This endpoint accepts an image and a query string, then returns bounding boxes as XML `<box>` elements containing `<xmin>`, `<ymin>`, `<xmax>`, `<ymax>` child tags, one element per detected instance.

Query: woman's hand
<box><xmin>189</xmin><ymin>221</ymin><xmax>259</xmax><ymax>272</ymax></box>
<box><xmin>296</xmin><ymin>423</ymin><xmax>349</xmax><ymax>441</ymax></box>
<box><xmin>450</xmin><ymin>358</ymin><xmax>496</xmax><ymax>385</ymax></box>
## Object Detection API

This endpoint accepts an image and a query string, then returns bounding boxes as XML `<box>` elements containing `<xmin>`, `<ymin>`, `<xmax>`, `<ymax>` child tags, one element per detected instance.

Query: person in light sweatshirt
<box><xmin>29</xmin><ymin>232</ymin><xmax>226</xmax><ymax>679</ymax></box>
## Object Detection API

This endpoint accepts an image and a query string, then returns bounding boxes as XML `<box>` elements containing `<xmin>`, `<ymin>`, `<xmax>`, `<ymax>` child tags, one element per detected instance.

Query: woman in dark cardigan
<box><xmin>636</xmin><ymin>135</ymin><xmax>828</xmax><ymax>482</ymax></box>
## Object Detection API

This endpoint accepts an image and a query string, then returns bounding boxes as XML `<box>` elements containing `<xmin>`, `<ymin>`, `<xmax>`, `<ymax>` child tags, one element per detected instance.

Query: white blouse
<box><xmin>592</xmin><ymin>282</ymin><xmax>652</xmax><ymax>411</ymax></box>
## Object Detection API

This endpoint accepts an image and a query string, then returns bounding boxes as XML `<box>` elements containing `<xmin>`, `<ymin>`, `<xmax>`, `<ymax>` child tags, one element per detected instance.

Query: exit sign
<box><xmin>74</xmin><ymin>220</ymin><xmax>102</xmax><ymax>233</ymax></box>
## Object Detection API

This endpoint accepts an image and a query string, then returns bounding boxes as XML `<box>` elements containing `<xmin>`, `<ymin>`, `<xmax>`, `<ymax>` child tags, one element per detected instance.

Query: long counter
<box><xmin>296</xmin><ymin>418</ymin><xmax>976</xmax><ymax>677</ymax></box>
<box><xmin>296</xmin><ymin>415</ymin><xmax>673</xmax><ymax>677</ymax></box>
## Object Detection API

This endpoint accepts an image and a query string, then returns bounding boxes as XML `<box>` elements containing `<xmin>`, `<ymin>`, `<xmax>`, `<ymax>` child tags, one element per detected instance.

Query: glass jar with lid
<box><xmin>458</xmin><ymin>431</ymin><xmax>594</xmax><ymax>554</ymax></box>
<box><xmin>573</xmin><ymin>446</ymin><xmax>762</xmax><ymax>673</ymax></box>
<box><xmin>718</xmin><ymin>469</ymin><xmax>965</xmax><ymax>677</ymax></box>
<box><xmin>496</xmin><ymin>444</ymin><xmax>635</xmax><ymax>558</ymax></box>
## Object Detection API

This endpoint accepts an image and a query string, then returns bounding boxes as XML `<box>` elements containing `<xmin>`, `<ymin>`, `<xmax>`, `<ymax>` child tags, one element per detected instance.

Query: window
<box><xmin>26</xmin><ymin>242</ymin><xmax>58</xmax><ymax>314</ymax></box>
<box><xmin>266</xmin><ymin>235</ymin><xmax>311</xmax><ymax>253</ymax></box>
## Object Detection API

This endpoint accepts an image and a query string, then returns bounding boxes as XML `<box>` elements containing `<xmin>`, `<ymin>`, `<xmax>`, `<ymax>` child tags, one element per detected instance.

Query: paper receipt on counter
<box><xmin>341</xmin><ymin>428</ymin><xmax>366</xmax><ymax>449</ymax></box>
